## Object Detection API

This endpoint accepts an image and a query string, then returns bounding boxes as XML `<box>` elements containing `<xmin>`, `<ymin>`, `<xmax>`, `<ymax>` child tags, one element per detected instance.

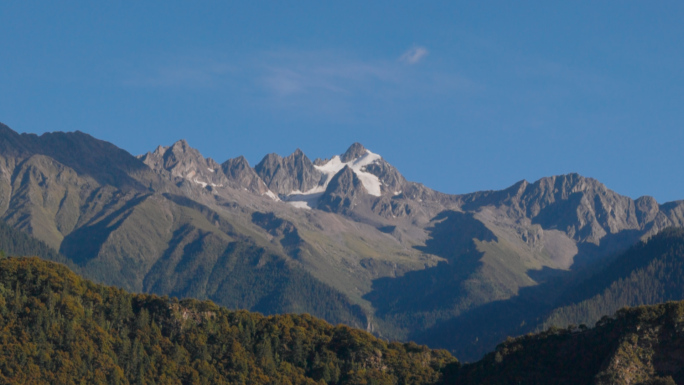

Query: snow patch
<box><xmin>190</xmin><ymin>178</ymin><xmax>222</xmax><ymax>188</ymax></box>
<box><xmin>263</xmin><ymin>190</ymin><xmax>280</xmax><ymax>201</ymax></box>
<box><xmin>314</xmin><ymin>150</ymin><xmax>382</xmax><ymax>196</ymax></box>
<box><xmin>287</xmin><ymin>201</ymin><xmax>312</xmax><ymax>210</ymax></box>
<box><xmin>285</xmin><ymin>192</ymin><xmax>324</xmax><ymax>210</ymax></box>
<box><xmin>283</xmin><ymin>149</ymin><xmax>383</xmax><ymax>209</ymax></box>
<box><xmin>192</xmin><ymin>179</ymin><xmax>207</xmax><ymax>188</ymax></box>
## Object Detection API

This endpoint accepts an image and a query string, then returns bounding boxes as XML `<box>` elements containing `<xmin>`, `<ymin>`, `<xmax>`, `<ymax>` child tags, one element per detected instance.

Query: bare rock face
<box><xmin>340</xmin><ymin>142</ymin><xmax>368</xmax><ymax>163</ymax></box>
<box><xmin>139</xmin><ymin>139</ymin><xmax>227</xmax><ymax>189</ymax></box>
<box><xmin>318</xmin><ymin>166</ymin><xmax>368</xmax><ymax>213</ymax></box>
<box><xmin>141</xmin><ymin>140</ymin><xmax>202</xmax><ymax>176</ymax></box>
<box><xmin>363</xmin><ymin>158</ymin><xmax>407</xmax><ymax>194</ymax></box>
<box><xmin>312</xmin><ymin>158</ymin><xmax>329</xmax><ymax>166</ymax></box>
<box><xmin>521</xmin><ymin>174</ymin><xmax>659</xmax><ymax>243</ymax></box>
<box><xmin>458</xmin><ymin>174</ymin><xmax>668</xmax><ymax>245</ymax></box>
<box><xmin>635</xmin><ymin>195</ymin><xmax>660</xmax><ymax>224</ymax></box>
<box><xmin>371</xmin><ymin>197</ymin><xmax>413</xmax><ymax>218</ymax></box>
<box><xmin>255</xmin><ymin>149</ymin><xmax>322</xmax><ymax>195</ymax></box>
<box><xmin>221</xmin><ymin>156</ymin><xmax>269</xmax><ymax>195</ymax></box>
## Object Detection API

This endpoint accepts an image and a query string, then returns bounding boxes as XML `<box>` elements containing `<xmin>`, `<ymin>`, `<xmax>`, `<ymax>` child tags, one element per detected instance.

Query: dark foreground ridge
<box><xmin>454</xmin><ymin>302</ymin><xmax>684</xmax><ymax>385</ymax></box>
<box><xmin>3</xmin><ymin>255</ymin><xmax>684</xmax><ymax>384</ymax></box>
<box><xmin>0</xmin><ymin>256</ymin><xmax>456</xmax><ymax>384</ymax></box>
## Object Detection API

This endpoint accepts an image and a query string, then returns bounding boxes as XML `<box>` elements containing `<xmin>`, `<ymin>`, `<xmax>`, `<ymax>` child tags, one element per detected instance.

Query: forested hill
<box><xmin>0</xmin><ymin>256</ymin><xmax>457</xmax><ymax>384</ymax></box>
<box><xmin>7</xmin><ymin>255</ymin><xmax>684</xmax><ymax>384</ymax></box>
<box><xmin>452</xmin><ymin>302</ymin><xmax>684</xmax><ymax>384</ymax></box>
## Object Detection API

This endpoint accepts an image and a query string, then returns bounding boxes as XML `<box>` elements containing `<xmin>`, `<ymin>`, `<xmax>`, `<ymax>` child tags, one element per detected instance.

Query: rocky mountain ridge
<box><xmin>2</xmin><ymin>121</ymin><xmax>684</xmax><ymax>360</ymax></box>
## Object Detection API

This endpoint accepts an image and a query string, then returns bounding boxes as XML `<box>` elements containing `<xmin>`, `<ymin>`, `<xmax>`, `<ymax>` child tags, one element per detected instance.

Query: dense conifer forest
<box><xmin>453</xmin><ymin>302</ymin><xmax>684</xmax><ymax>384</ymax></box>
<box><xmin>0</xmin><ymin>256</ymin><xmax>457</xmax><ymax>384</ymax></box>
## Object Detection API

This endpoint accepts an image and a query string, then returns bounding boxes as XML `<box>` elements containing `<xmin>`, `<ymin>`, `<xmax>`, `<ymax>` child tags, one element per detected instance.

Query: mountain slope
<box><xmin>388</xmin><ymin>175</ymin><xmax>684</xmax><ymax>360</ymax></box>
<box><xmin>0</xmin><ymin>125</ymin><xmax>378</xmax><ymax>328</ymax></box>
<box><xmin>544</xmin><ymin>227</ymin><xmax>684</xmax><ymax>329</ymax></box>
<box><xmin>221</xmin><ymin>155</ymin><xmax>270</xmax><ymax>195</ymax></box>
<box><xmin>255</xmin><ymin>149</ymin><xmax>321</xmax><ymax>195</ymax></box>
<box><xmin>3</xmin><ymin>121</ymin><xmax>684</xmax><ymax>360</ymax></box>
<box><xmin>0</xmin><ymin>218</ymin><xmax>73</xmax><ymax>268</ymax></box>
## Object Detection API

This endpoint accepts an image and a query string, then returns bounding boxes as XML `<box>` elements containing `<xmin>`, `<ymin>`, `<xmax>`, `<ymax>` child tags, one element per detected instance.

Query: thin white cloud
<box><xmin>123</xmin><ymin>58</ymin><xmax>233</xmax><ymax>88</ymax></box>
<box><xmin>399</xmin><ymin>46</ymin><xmax>429</xmax><ymax>65</ymax></box>
<box><xmin>261</xmin><ymin>68</ymin><xmax>305</xmax><ymax>95</ymax></box>
<box><xmin>118</xmin><ymin>47</ymin><xmax>477</xmax><ymax>121</ymax></box>
<box><xmin>257</xmin><ymin>51</ymin><xmax>399</xmax><ymax>97</ymax></box>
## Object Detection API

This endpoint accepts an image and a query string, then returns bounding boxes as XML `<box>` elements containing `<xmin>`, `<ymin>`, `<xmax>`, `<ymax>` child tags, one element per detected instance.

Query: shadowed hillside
<box><xmin>544</xmin><ymin>227</ymin><xmax>684</xmax><ymax>329</ymax></box>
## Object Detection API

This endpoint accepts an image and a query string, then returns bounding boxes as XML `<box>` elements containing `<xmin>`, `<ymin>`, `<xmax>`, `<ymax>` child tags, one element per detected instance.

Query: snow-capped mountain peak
<box><xmin>340</xmin><ymin>142</ymin><xmax>368</xmax><ymax>163</ymax></box>
<box><xmin>313</xmin><ymin>149</ymin><xmax>382</xmax><ymax>197</ymax></box>
<box><xmin>280</xmin><ymin>143</ymin><xmax>392</xmax><ymax>209</ymax></box>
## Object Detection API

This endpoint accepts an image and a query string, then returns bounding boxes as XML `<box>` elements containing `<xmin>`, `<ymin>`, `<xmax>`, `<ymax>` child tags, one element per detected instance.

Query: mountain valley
<box><xmin>2</xmin><ymin>121</ymin><xmax>684</xmax><ymax>361</ymax></box>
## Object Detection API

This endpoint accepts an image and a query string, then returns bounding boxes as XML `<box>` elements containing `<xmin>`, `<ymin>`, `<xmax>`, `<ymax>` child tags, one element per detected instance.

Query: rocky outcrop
<box><xmin>139</xmin><ymin>139</ymin><xmax>226</xmax><ymax>189</ymax></box>
<box><xmin>255</xmin><ymin>149</ymin><xmax>322</xmax><ymax>195</ymax></box>
<box><xmin>340</xmin><ymin>142</ymin><xmax>368</xmax><ymax>163</ymax></box>
<box><xmin>459</xmin><ymin>173</ymin><xmax>684</xmax><ymax>245</ymax></box>
<box><xmin>363</xmin><ymin>158</ymin><xmax>407</xmax><ymax>194</ymax></box>
<box><xmin>335</xmin><ymin>143</ymin><xmax>407</xmax><ymax>195</ymax></box>
<box><xmin>221</xmin><ymin>156</ymin><xmax>269</xmax><ymax>195</ymax></box>
<box><xmin>372</xmin><ymin>197</ymin><xmax>413</xmax><ymax>218</ymax></box>
<box><xmin>318</xmin><ymin>166</ymin><xmax>368</xmax><ymax>213</ymax></box>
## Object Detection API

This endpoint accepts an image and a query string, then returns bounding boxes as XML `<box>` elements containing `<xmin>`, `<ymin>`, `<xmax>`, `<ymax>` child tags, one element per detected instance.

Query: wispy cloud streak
<box><xmin>257</xmin><ymin>51</ymin><xmax>400</xmax><ymax>97</ymax></box>
<box><xmin>123</xmin><ymin>57</ymin><xmax>234</xmax><ymax>88</ymax></box>
<box><xmin>118</xmin><ymin>45</ymin><xmax>480</xmax><ymax>120</ymax></box>
<box><xmin>399</xmin><ymin>46</ymin><xmax>429</xmax><ymax>64</ymax></box>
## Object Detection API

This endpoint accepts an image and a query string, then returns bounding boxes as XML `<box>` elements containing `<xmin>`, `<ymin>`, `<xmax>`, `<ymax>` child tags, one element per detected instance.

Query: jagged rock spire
<box><xmin>341</xmin><ymin>142</ymin><xmax>367</xmax><ymax>163</ymax></box>
<box><xmin>221</xmin><ymin>155</ymin><xmax>270</xmax><ymax>195</ymax></box>
<box><xmin>317</xmin><ymin>166</ymin><xmax>368</xmax><ymax>213</ymax></box>
<box><xmin>255</xmin><ymin>149</ymin><xmax>322</xmax><ymax>195</ymax></box>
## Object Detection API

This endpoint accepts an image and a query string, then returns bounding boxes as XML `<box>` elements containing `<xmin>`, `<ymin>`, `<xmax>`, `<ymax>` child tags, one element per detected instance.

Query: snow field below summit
<box><xmin>313</xmin><ymin>150</ymin><xmax>382</xmax><ymax>196</ymax></box>
<box><xmin>284</xmin><ymin>150</ymin><xmax>382</xmax><ymax>209</ymax></box>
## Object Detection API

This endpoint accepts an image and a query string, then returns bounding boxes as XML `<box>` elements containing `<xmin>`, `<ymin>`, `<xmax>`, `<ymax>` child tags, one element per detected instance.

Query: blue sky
<box><xmin>1</xmin><ymin>2</ymin><xmax>683</xmax><ymax>202</ymax></box>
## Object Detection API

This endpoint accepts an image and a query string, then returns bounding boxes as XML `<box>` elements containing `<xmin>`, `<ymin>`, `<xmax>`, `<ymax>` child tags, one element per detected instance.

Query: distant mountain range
<box><xmin>2</xmin><ymin>121</ymin><xmax>684</xmax><ymax>361</ymax></box>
